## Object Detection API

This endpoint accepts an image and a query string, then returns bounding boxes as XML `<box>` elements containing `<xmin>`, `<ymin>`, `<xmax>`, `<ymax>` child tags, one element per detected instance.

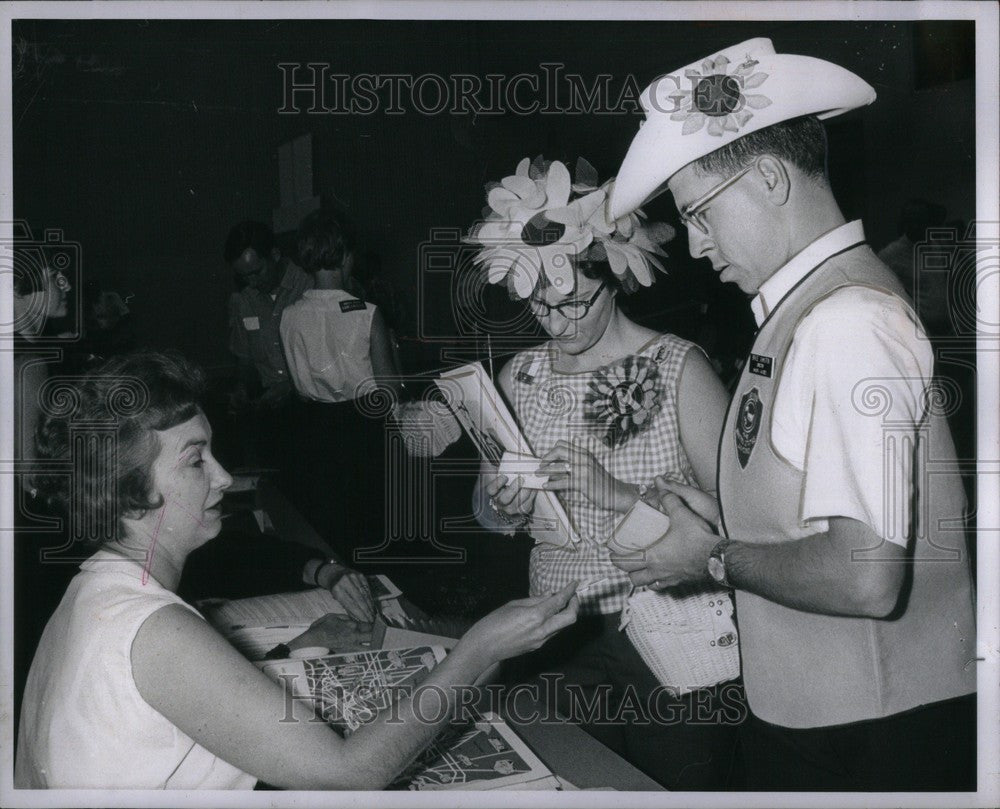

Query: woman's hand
<box><xmin>483</xmin><ymin>470</ymin><xmax>537</xmax><ymax>524</ymax></box>
<box><xmin>317</xmin><ymin>564</ymin><xmax>377</xmax><ymax>623</ymax></box>
<box><xmin>539</xmin><ymin>440</ymin><xmax>637</xmax><ymax>513</ymax></box>
<box><xmin>289</xmin><ymin>613</ymin><xmax>374</xmax><ymax>652</ymax></box>
<box><xmin>458</xmin><ymin>582</ymin><xmax>579</xmax><ymax>666</ymax></box>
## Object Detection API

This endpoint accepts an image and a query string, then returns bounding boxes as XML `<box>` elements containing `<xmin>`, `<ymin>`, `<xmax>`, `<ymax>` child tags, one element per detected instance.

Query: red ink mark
<box><xmin>142</xmin><ymin>505</ymin><xmax>167</xmax><ymax>586</ymax></box>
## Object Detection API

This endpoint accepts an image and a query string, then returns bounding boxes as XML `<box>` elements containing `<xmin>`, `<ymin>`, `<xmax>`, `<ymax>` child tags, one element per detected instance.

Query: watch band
<box><xmin>708</xmin><ymin>539</ymin><xmax>732</xmax><ymax>588</ymax></box>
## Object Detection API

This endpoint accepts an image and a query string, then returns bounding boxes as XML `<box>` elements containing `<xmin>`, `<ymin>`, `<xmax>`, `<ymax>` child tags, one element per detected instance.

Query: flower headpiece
<box><xmin>466</xmin><ymin>156</ymin><xmax>676</xmax><ymax>299</ymax></box>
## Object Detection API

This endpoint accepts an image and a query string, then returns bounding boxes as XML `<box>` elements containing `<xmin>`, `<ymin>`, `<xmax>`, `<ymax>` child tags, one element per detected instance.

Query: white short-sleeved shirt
<box><xmin>279</xmin><ymin>289</ymin><xmax>376</xmax><ymax>403</ymax></box>
<box><xmin>749</xmin><ymin>221</ymin><xmax>934</xmax><ymax>545</ymax></box>
<box><xmin>15</xmin><ymin>550</ymin><xmax>256</xmax><ymax>789</ymax></box>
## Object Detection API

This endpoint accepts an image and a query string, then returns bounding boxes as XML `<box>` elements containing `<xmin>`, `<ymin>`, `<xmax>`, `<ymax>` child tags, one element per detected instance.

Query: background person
<box><xmin>608</xmin><ymin>37</ymin><xmax>976</xmax><ymax>791</ymax></box>
<box><xmin>224</xmin><ymin>219</ymin><xmax>312</xmax><ymax>469</ymax></box>
<box><xmin>280</xmin><ymin>210</ymin><xmax>401</xmax><ymax>562</ymax></box>
<box><xmin>15</xmin><ymin>350</ymin><xmax>578</xmax><ymax>789</ymax></box>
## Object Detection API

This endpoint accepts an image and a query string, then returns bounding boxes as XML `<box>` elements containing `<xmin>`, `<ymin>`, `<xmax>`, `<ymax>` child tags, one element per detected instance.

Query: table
<box><xmin>224</xmin><ymin>478</ymin><xmax>665</xmax><ymax>791</ymax></box>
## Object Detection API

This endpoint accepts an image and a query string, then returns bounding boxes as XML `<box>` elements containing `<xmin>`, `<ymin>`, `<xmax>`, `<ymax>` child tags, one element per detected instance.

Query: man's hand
<box><xmin>609</xmin><ymin>491</ymin><xmax>719</xmax><ymax>588</ymax></box>
<box><xmin>539</xmin><ymin>440</ymin><xmax>636</xmax><ymax>513</ymax></box>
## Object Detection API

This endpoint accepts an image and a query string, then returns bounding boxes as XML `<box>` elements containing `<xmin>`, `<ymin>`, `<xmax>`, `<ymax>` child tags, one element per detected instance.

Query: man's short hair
<box><xmin>296</xmin><ymin>210</ymin><xmax>357</xmax><ymax>274</ymax></box>
<box><xmin>693</xmin><ymin>115</ymin><xmax>828</xmax><ymax>181</ymax></box>
<box><xmin>223</xmin><ymin>220</ymin><xmax>276</xmax><ymax>264</ymax></box>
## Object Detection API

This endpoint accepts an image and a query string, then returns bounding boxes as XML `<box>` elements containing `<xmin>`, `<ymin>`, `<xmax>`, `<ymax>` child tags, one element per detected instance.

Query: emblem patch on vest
<box><xmin>339</xmin><ymin>299</ymin><xmax>366</xmax><ymax>313</ymax></box>
<box><xmin>748</xmin><ymin>353</ymin><xmax>773</xmax><ymax>377</ymax></box>
<box><xmin>735</xmin><ymin>387</ymin><xmax>764</xmax><ymax>468</ymax></box>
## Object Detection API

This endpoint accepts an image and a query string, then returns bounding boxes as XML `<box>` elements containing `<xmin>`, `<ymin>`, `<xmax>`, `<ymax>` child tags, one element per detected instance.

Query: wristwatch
<box><xmin>707</xmin><ymin>539</ymin><xmax>732</xmax><ymax>588</ymax></box>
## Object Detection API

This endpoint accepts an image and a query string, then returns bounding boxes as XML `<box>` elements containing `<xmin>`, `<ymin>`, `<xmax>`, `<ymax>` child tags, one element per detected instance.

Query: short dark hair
<box><xmin>33</xmin><ymin>351</ymin><xmax>205</xmax><ymax>544</ymax></box>
<box><xmin>693</xmin><ymin>115</ymin><xmax>829</xmax><ymax>181</ymax></box>
<box><xmin>223</xmin><ymin>220</ymin><xmax>276</xmax><ymax>264</ymax></box>
<box><xmin>296</xmin><ymin>210</ymin><xmax>357</xmax><ymax>274</ymax></box>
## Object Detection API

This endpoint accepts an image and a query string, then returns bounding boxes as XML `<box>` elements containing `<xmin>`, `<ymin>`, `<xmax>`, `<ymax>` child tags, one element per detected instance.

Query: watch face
<box><xmin>708</xmin><ymin>554</ymin><xmax>726</xmax><ymax>584</ymax></box>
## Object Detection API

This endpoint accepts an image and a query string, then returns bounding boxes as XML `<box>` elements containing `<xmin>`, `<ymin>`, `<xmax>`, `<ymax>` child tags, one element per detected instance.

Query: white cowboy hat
<box><xmin>609</xmin><ymin>38</ymin><xmax>876</xmax><ymax>219</ymax></box>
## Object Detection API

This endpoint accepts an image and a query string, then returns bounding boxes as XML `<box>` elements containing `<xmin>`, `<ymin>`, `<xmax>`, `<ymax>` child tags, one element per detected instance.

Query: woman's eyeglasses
<box><xmin>528</xmin><ymin>281</ymin><xmax>607</xmax><ymax>321</ymax></box>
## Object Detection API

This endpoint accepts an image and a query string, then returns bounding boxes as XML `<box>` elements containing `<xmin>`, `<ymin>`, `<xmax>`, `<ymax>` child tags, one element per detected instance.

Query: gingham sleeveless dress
<box><xmin>510</xmin><ymin>333</ymin><xmax>699</xmax><ymax>615</ymax></box>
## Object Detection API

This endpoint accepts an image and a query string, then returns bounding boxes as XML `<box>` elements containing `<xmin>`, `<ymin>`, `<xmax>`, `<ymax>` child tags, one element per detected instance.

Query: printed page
<box><xmin>437</xmin><ymin>362</ymin><xmax>580</xmax><ymax>547</ymax></box>
<box><xmin>390</xmin><ymin>710</ymin><xmax>557</xmax><ymax>791</ymax></box>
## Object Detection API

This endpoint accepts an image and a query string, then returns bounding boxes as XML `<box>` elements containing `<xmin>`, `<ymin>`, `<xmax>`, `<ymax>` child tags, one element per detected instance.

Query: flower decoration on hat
<box><xmin>466</xmin><ymin>156</ymin><xmax>675</xmax><ymax>299</ymax></box>
<box><xmin>667</xmin><ymin>53</ymin><xmax>772</xmax><ymax>137</ymax></box>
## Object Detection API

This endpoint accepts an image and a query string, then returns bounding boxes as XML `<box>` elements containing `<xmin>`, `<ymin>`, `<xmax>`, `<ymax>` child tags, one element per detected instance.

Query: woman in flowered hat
<box><xmin>470</xmin><ymin>156</ymin><xmax>738</xmax><ymax>789</ymax></box>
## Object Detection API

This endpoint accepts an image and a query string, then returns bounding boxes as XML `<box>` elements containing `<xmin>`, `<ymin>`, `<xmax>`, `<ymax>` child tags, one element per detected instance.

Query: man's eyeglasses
<box><xmin>678</xmin><ymin>165</ymin><xmax>753</xmax><ymax>235</ymax></box>
<box><xmin>528</xmin><ymin>281</ymin><xmax>607</xmax><ymax>321</ymax></box>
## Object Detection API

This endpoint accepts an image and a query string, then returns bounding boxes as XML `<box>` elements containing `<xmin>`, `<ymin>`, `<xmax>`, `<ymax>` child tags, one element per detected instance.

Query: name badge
<box><xmin>242</xmin><ymin>316</ymin><xmax>260</xmax><ymax>331</ymax></box>
<box><xmin>749</xmin><ymin>354</ymin><xmax>773</xmax><ymax>378</ymax></box>
<box><xmin>339</xmin><ymin>299</ymin><xmax>366</xmax><ymax>313</ymax></box>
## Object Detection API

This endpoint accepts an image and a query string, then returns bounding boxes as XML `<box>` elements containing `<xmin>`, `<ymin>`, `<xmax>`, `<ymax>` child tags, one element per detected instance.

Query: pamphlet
<box><xmin>436</xmin><ymin>362</ymin><xmax>580</xmax><ymax>548</ymax></box>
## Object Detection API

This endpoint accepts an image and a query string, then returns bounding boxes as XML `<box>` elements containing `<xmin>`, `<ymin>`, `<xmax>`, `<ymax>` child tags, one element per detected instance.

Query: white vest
<box><xmin>718</xmin><ymin>245</ymin><xmax>975</xmax><ymax>728</ymax></box>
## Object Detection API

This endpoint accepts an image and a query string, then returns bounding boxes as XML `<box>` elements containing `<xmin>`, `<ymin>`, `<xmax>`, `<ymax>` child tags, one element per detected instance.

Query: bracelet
<box><xmin>312</xmin><ymin>559</ymin><xmax>340</xmax><ymax>587</ymax></box>
<box><xmin>489</xmin><ymin>496</ymin><xmax>527</xmax><ymax>525</ymax></box>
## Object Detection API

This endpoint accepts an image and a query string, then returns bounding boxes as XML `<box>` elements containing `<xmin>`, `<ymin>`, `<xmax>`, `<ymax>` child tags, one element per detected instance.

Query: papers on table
<box><xmin>201</xmin><ymin>587</ymin><xmax>349</xmax><ymax>631</ymax></box>
<box><xmin>390</xmin><ymin>711</ymin><xmax>558</xmax><ymax>791</ymax></box>
<box><xmin>257</xmin><ymin>646</ymin><xmax>447</xmax><ymax>734</ymax></box>
<box><xmin>201</xmin><ymin>575</ymin><xmax>451</xmax><ymax>660</ymax></box>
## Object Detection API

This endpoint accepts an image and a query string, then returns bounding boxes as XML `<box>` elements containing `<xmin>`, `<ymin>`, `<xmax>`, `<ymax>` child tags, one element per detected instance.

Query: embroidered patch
<box><xmin>748</xmin><ymin>354</ymin><xmax>773</xmax><ymax>378</ymax></box>
<box><xmin>734</xmin><ymin>387</ymin><xmax>763</xmax><ymax>469</ymax></box>
<box><xmin>339</xmin><ymin>299</ymin><xmax>366</xmax><ymax>313</ymax></box>
<box><xmin>242</xmin><ymin>316</ymin><xmax>260</xmax><ymax>331</ymax></box>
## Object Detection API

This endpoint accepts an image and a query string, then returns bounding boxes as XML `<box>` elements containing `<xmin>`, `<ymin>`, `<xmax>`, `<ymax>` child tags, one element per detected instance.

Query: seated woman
<box><xmin>470</xmin><ymin>157</ymin><xmax>737</xmax><ymax>789</ymax></box>
<box><xmin>15</xmin><ymin>350</ymin><xmax>577</xmax><ymax>789</ymax></box>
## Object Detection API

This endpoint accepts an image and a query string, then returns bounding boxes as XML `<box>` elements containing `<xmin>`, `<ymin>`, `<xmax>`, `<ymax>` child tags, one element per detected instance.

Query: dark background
<box><xmin>11</xmin><ymin>18</ymin><xmax>978</xmax><ymax>613</ymax></box>
<box><xmin>12</xmin><ymin>19</ymin><xmax>975</xmax><ymax>370</ymax></box>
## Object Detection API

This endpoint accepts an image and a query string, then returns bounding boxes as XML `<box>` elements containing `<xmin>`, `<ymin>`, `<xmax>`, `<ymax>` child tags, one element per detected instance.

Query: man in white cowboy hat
<box><xmin>609</xmin><ymin>38</ymin><xmax>975</xmax><ymax>790</ymax></box>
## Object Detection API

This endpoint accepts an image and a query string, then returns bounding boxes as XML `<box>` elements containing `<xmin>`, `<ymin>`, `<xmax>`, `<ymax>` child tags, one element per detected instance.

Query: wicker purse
<box><xmin>619</xmin><ymin>583</ymin><xmax>740</xmax><ymax>694</ymax></box>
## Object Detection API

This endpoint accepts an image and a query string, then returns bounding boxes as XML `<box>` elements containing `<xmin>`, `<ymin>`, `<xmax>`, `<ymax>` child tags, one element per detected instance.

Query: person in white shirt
<box><xmin>15</xmin><ymin>350</ymin><xmax>578</xmax><ymax>789</ymax></box>
<box><xmin>279</xmin><ymin>210</ymin><xmax>401</xmax><ymax>559</ymax></box>
<box><xmin>607</xmin><ymin>38</ymin><xmax>975</xmax><ymax>791</ymax></box>
<box><xmin>280</xmin><ymin>210</ymin><xmax>399</xmax><ymax>404</ymax></box>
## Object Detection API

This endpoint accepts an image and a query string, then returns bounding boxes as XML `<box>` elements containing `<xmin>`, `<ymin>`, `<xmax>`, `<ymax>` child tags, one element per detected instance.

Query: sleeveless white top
<box><xmin>15</xmin><ymin>550</ymin><xmax>256</xmax><ymax>789</ymax></box>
